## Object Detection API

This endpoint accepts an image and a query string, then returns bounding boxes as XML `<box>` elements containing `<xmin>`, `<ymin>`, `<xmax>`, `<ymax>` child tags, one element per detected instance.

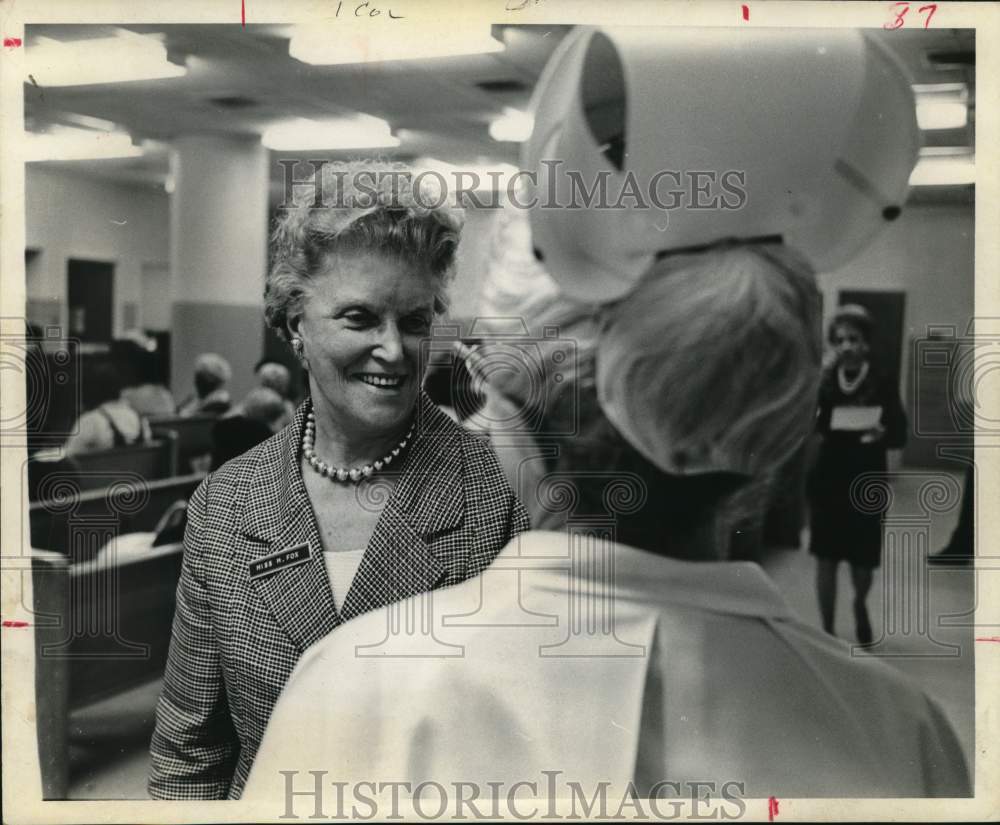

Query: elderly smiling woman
<box><xmin>148</xmin><ymin>161</ymin><xmax>530</xmax><ymax>800</ymax></box>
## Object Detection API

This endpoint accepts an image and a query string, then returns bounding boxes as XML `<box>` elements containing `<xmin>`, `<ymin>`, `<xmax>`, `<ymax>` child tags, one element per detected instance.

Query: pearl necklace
<box><xmin>302</xmin><ymin>410</ymin><xmax>414</xmax><ymax>484</ymax></box>
<box><xmin>837</xmin><ymin>361</ymin><xmax>869</xmax><ymax>395</ymax></box>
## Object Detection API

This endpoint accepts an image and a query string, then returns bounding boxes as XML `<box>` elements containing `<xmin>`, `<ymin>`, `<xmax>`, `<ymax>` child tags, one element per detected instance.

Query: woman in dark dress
<box><xmin>809</xmin><ymin>305</ymin><xmax>907</xmax><ymax>643</ymax></box>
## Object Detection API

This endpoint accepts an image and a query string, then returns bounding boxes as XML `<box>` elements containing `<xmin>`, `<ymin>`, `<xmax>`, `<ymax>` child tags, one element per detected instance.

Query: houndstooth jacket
<box><xmin>148</xmin><ymin>393</ymin><xmax>530</xmax><ymax>799</ymax></box>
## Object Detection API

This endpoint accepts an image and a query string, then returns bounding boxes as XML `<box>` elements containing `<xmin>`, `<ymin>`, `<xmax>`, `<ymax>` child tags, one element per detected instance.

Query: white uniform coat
<box><xmin>245</xmin><ymin>531</ymin><xmax>970</xmax><ymax>804</ymax></box>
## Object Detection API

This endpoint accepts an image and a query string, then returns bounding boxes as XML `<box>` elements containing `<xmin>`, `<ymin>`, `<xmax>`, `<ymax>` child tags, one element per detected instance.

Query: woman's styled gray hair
<box><xmin>266</xmin><ymin>159</ymin><xmax>464</xmax><ymax>341</ymax></box>
<box><xmin>597</xmin><ymin>243</ymin><xmax>823</xmax><ymax>478</ymax></box>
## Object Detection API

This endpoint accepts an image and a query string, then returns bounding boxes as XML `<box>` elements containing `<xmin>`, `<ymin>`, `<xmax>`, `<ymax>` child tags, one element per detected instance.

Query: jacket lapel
<box><xmin>238</xmin><ymin>394</ymin><xmax>469</xmax><ymax>644</ymax></box>
<box><xmin>238</xmin><ymin>402</ymin><xmax>340</xmax><ymax>652</ymax></box>
<box><xmin>340</xmin><ymin>393</ymin><xmax>466</xmax><ymax>621</ymax></box>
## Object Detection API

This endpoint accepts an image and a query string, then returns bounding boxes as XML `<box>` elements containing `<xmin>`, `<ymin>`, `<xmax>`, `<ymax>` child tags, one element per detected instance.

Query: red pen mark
<box><xmin>884</xmin><ymin>1</ymin><xmax>909</xmax><ymax>29</ymax></box>
<box><xmin>767</xmin><ymin>797</ymin><xmax>780</xmax><ymax>821</ymax></box>
<box><xmin>2</xmin><ymin>620</ymin><xmax>30</xmax><ymax>628</ymax></box>
<box><xmin>241</xmin><ymin>0</ymin><xmax>246</xmax><ymax>27</ymax></box>
<box><xmin>884</xmin><ymin>1</ymin><xmax>937</xmax><ymax>29</ymax></box>
<box><xmin>4</xmin><ymin>37</ymin><xmax>23</xmax><ymax>48</ymax></box>
<box><xmin>976</xmin><ymin>637</ymin><xmax>1000</xmax><ymax>643</ymax></box>
<box><xmin>741</xmin><ymin>4</ymin><xmax>749</xmax><ymax>20</ymax></box>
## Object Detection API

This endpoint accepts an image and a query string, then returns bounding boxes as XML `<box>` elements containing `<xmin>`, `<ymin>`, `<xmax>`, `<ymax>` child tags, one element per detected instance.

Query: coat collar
<box><xmin>509</xmin><ymin>531</ymin><xmax>795</xmax><ymax>621</ymax></box>
<box><xmin>236</xmin><ymin>392</ymin><xmax>467</xmax><ymax>650</ymax></box>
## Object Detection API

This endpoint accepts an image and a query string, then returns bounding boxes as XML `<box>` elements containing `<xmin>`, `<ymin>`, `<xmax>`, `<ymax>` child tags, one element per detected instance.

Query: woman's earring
<box><xmin>291</xmin><ymin>337</ymin><xmax>305</xmax><ymax>362</ymax></box>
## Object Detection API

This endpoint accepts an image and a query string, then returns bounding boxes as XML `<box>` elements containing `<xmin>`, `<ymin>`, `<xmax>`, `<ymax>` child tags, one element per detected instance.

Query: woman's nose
<box><xmin>374</xmin><ymin>322</ymin><xmax>404</xmax><ymax>362</ymax></box>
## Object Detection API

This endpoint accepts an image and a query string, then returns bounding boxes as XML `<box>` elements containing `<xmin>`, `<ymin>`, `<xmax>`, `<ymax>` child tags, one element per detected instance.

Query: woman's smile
<box><xmin>354</xmin><ymin>372</ymin><xmax>406</xmax><ymax>390</ymax></box>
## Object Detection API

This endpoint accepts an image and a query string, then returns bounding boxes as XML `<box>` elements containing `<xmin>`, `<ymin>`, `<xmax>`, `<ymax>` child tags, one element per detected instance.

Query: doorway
<box><xmin>67</xmin><ymin>259</ymin><xmax>114</xmax><ymax>342</ymax></box>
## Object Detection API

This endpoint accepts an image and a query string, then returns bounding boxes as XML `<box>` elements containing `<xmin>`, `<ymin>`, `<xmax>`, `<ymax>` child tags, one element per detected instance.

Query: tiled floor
<box><xmin>67</xmin><ymin>471</ymin><xmax>977</xmax><ymax>798</ymax></box>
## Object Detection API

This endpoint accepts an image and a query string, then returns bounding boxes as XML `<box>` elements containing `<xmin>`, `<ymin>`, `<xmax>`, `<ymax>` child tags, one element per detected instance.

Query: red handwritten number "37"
<box><xmin>884</xmin><ymin>2</ymin><xmax>938</xmax><ymax>30</ymax></box>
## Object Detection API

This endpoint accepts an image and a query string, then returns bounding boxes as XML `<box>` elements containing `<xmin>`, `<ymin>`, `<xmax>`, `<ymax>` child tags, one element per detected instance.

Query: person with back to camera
<box><xmin>808</xmin><ymin>304</ymin><xmax>907</xmax><ymax>643</ymax></box>
<box><xmin>148</xmin><ymin>160</ymin><xmax>530</xmax><ymax>800</ymax></box>
<box><xmin>210</xmin><ymin>387</ymin><xmax>288</xmax><ymax>471</ymax></box>
<box><xmin>63</xmin><ymin>359</ymin><xmax>152</xmax><ymax>455</ymax></box>
<box><xmin>118</xmin><ymin>335</ymin><xmax>177</xmax><ymax>418</ymax></box>
<box><xmin>244</xmin><ymin>27</ymin><xmax>968</xmax><ymax>802</ymax></box>
<box><xmin>176</xmin><ymin>352</ymin><xmax>233</xmax><ymax>417</ymax></box>
<box><xmin>253</xmin><ymin>358</ymin><xmax>297</xmax><ymax>426</ymax></box>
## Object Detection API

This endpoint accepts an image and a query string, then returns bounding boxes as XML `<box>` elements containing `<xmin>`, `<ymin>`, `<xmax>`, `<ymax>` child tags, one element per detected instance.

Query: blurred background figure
<box><xmin>117</xmin><ymin>336</ymin><xmax>176</xmax><ymax>418</ymax></box>
<box><xmin>253</xmin><ymin>358</ymin><xmax>296</xmax><ymax>426</ymax></box>
<box><xmin>176</xmin><ymin>352</ymin><xmax>232</xmax><ymax>417</ymax></box>
<box><xmin>210</xmin><ymin>387</ymin><xmax>287</xmax><ymax>470</ymax></box>
<box><xmin>63</xmin><ymin>359</ymin><xmax>152</xmax><ymax>456</ymax></box>
<box><xmin>807</xmin><ymin>304</ymin><xmax>907</xmax><ymax>643</ymax></box>
<box><xmin>931</xmin><ymin>463</ymin><xmax>974</xmax><ymax>564</ymax></box>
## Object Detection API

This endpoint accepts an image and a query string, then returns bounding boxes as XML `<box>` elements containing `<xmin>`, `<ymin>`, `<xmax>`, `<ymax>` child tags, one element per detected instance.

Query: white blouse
<box><xmin>322</xmin><ymin>548</ymin><xmax>366</xmax><ymax>612</ymax></box>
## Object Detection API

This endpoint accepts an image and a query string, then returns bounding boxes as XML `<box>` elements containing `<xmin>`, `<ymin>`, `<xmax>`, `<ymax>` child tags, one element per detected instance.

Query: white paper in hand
<box><xmin>830</xmin><ymin>405</ymin><xmax>883</xmax><ymax>432</ymax></box>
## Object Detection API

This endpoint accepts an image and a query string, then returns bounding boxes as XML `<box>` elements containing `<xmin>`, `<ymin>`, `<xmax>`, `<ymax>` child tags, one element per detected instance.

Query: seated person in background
<box><xmin>118</xmin><ymin>337</ymin><xmax>176</xmax><ymax>418</ymax></box>
<box><xmin>211</xmin><ymin>387</ymin><xmax>288</xmax><ymax>470</ymax></box>
<box><xmin>176</xmin><ymin>352</ymin><xmax>232</xmax><ymax>417</ymax></box>
<box><xmin>245</xmin><ymin>243</ymin><xmax>970</xmax><ymax>801</ymax></box>
<box><xmin>253</xmin><ymin>358</ymin><xmax>297</xmax><ymax>426</ymax></box>
<box><xmin>64</xmin><ymin>361</ymin><xmax>152</xmax><ymax>456</ymax></box>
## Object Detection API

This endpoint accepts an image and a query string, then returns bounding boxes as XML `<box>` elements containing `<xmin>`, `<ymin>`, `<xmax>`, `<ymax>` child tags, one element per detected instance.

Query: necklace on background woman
<box><xmin>837</xmin><ymin>361</ymin><xmax>869</xmax><ymax>395</ymax></box>
<box><xmin>302</xmin><ymin>410</ymin><xmax>414</xmax><ymax>484</ymax></box>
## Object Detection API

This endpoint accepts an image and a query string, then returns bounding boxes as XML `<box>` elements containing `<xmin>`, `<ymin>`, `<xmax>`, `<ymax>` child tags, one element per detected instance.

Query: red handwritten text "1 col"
<box><xmin>333</xmin><ymin>1</ymin><xmax>405</xmax><ymax>18</ymax></box>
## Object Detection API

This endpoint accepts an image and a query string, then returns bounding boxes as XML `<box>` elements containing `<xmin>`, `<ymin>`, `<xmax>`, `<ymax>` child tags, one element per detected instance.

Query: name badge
<box><xmin>249</xmin><ymin>543</ymin><xmax>312</xmax><ymax>581</ymax></box>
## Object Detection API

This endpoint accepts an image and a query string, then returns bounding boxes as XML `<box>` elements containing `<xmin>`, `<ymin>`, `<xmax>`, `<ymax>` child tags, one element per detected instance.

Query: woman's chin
<box><xmin>350</xmin><ymin>382</ymin><xmax>417</xmax><ymax>420</ymax></box>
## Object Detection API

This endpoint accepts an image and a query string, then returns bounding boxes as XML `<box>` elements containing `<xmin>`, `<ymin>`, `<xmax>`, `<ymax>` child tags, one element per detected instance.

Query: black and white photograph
<box><xmin>0</xmin><ymin>1</ymin><xmax>996</xmax><ymax>822</ymax></box>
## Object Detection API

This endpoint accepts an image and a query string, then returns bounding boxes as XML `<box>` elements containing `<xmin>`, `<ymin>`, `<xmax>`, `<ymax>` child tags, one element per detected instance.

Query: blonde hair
<box><xmin>242</xmin><ymin>387</ymin><xmax>286</xmax><ymax>426</ymax></box>
<box><xmin>193</xmin><ymin>352</ymin><xmax>232</xmax><ymax>389</ymax></box>
<box><xmin>597</xmin><ymin>243</ymin><xmax>823</xmax><ymax>477</ymax></box>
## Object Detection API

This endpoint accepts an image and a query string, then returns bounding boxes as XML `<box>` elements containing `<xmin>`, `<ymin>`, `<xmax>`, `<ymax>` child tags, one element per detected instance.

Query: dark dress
<box><xmin>808</xmin><ymin>363</ymin><xmax>907</xmax><ymax>568</ymax></box>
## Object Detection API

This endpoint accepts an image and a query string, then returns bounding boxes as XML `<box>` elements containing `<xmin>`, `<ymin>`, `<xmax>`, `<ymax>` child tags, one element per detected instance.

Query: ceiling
<box><xmin>23</xmin><ymin>24</ymin><xmax>975</xmax><ymax>203</ymax></box>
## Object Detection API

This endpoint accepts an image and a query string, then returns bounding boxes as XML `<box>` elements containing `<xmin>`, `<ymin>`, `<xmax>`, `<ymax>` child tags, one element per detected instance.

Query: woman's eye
<box><xmin>343</xmin><ymin>312</ymin><xmax>374</xmax><ymax>327</ymax></box>
<box><xmin>403</xmin><ymin>316</ymin><xmax>432</xmax><ymax>334</ymax></box>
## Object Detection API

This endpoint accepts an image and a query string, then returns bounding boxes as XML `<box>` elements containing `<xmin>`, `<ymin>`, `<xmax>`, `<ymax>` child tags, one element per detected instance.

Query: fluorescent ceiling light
<box><xmin>913</xmin><ymin>83</ymin><xmax>969</xmax><ymax>130</ymax></box>
<box><xmin>261</xmin><ymin>116</ymin><xmax>400</xmax><ymax>150</ymax></box>
<box><xmin>489</xmin><ymin>108</ymin><xmax>534</xmax><ymax>143</ymax></box>
<box><xmin>909</xmin><ymin>150</ymin><xmax>975</xmax><ymax>186</ymax></box>
<box><xmin>59</xmin><ymin>112</ymin><xmax>120</xmax><ymax>132</ymax></box>
<box><xmin>912</xmin><ymin>82</ymin><xmax>967</xmax><ymax>94</ymax></box>
<box><xmin>26</xmin><ymin>29</ymin><xmax>186</xmax><ymax>87</ymax></box>
<box><xmin>23</xmin><ymin>125</ymin><xmax>143</xmax><ymax>162</ymax></box>
<box><xmin>289</xmin><ymin>25</ymin><xmax>503</xmax><ymax>65</ymax></box>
